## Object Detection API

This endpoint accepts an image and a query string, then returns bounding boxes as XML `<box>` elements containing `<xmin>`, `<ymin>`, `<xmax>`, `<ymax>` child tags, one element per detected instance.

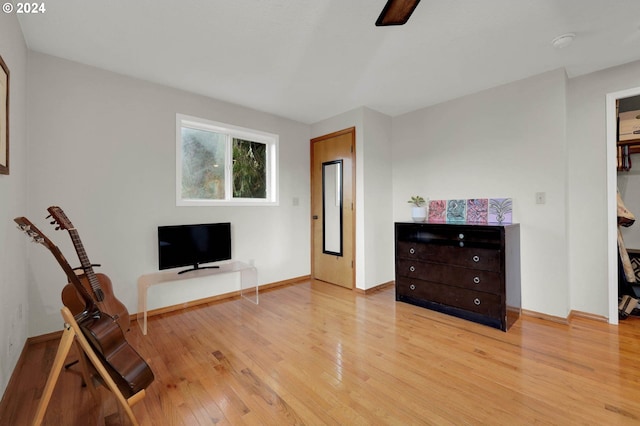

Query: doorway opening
<box><xmin>606</xmin><ymin>86</ymin><xmax>640</xmax><ymax>324</ymax></box>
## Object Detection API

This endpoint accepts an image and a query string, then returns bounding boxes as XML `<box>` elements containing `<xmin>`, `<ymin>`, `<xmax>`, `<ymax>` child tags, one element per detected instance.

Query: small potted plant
<box><xmin>408</xmin><ymin>196</ymin><xmax>427</xmax><ymax>222</ymax></box>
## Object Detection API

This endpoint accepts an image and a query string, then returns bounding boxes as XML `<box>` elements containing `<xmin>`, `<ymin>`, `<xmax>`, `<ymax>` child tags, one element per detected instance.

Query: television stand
<box><xmin>137</xmin><ymin>261</ymin><xmax>257</xmax><ymax>335</ymax></box>
<box><xmin>178</xmin><ymin>264</ymin><xmax>220</xmax><ymax>274</ymax></box>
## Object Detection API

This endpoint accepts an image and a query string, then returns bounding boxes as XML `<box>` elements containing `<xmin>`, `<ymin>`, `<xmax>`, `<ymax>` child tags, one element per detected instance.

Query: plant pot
<box><xmin>411</xmin><ymin>206</ymin><xmax>427</xmax><ymax>222</ymax></box>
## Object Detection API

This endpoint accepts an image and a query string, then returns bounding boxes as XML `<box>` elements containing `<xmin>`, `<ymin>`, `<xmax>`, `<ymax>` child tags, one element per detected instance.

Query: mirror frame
<box><xmin>322</xmin><ymin>159</ymin><xmax>343</xmax><ymax>256</ymax></box>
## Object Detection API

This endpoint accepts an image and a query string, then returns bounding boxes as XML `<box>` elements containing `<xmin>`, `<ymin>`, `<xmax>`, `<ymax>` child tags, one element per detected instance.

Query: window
<box><xmin>176</xmin><ymin>114</ymin><xmax>278</xmax><ymax>206</ymax></box>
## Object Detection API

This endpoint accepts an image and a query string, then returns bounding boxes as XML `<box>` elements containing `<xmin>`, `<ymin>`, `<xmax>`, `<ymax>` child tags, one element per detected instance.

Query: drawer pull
<box><xmin>459</xmin><ymin>233</ymin><xmax>464</xmax><ymax>239</ymax></box>
<box><xmin>409</xmin><ymin>248</ymin><xmax>415</xmax><ymax>254</ymax></box>
<box><xmin>459</xmin><ymin>242</ymin><xmax>464</xmax><ymax>247</ymax></box>
<box><xmin>474</xmin><ymin>298</ymin><xmax>481</xmax><ymax>305</ymax></box>
<box><xmin>472</xmin><ymin>255</ymin><xmax>480</xmax><ymax>262</ymax></box>
<box><xmin>410</xmin><ymin>284</ymin><xmax>416</xmax><ymax>290</ymax></box>
<box><xmin>473</xmin><ymin>277</ymin><xmax>480</xmax><ymax>284</ymax></box>
<box><xmin>409</xmin><ymin>266</ymin><xmax>416</xmax><ymax>272</ymax></box>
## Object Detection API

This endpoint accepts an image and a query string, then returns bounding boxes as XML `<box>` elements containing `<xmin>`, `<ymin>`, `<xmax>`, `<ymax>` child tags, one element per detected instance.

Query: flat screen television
<box><xmin>158</xmin><ymin>222</ymin><xmax>231</xmax><ymax>274</ymax></box>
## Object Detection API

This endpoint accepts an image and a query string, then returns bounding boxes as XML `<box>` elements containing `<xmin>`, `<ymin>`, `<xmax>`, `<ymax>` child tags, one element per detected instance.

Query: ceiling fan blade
<box><xmin>375</xmin><ymin>0</ymin><xmax>421</xmax><ymax>26</ymax></box>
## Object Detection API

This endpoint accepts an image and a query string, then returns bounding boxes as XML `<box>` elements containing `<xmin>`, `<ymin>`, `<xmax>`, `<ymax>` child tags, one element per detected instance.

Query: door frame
<box><xmin>310</xmin><ymin>127</ymin><xmax>356</xmax><ymax>288</ymax></box>
<box><xmin>606</xmin><ymin>85</ymin><xmax>640</xmax><ymax>324</ymax></box>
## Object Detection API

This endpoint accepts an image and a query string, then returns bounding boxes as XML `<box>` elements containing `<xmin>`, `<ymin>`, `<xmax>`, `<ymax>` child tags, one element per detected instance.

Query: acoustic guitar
<box><xmin>14</xmin><ymin>216</ymin><xmax>154</xmax><ymax>398</ymax></box>
<box><xmin>47</xmin><ymin>206</ymin><xmax>130</xmax><ymax>332</ymax></box>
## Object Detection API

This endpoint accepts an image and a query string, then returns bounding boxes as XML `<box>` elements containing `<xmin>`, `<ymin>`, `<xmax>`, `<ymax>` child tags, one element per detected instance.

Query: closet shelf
<box><xmin>617</xmin><ymin>138</ymin><xmax>640</xmax><ymax>145</ymax></box>
<box><xmin>618</xmin><ymin>139</ymin><xmax>640</xmax><ymax>155</ymax></box>
<box><xmin>617</xmin><ymin>140</ymin><xmax>640</xmax><ymax>171</ymax></box>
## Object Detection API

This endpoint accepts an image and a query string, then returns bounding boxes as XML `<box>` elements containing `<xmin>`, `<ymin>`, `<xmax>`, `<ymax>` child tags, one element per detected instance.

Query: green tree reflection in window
<box><xmin>233</xmin><ymin>138</ymin><xmax>267</xmax><ymax>199</ymax></box>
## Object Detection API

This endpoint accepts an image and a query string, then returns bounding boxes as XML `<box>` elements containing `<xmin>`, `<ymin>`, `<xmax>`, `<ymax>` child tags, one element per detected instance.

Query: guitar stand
<box><xmin>32</xmin><ymin>307</ymin><xmax>146</xmax><ymax>426</ymax></box>
<box><xmin>64</xmin><ymin>264</ymin><xmax>110</xmax><ymax>385</ymax></box>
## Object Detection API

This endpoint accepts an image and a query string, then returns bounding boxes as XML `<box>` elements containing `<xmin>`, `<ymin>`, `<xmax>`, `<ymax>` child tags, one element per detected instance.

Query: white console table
<box><xmin>137</xmin><ymin>261</ymin><xmax>258</xmax><ymax>335</ymax></box>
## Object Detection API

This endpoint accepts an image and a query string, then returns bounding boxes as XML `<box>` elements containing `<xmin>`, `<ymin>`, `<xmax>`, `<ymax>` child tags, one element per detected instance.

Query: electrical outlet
<box><xmin>535</xmin><ymin>192</ymin><xmax>546</xmax><ymax>204</ymax></box>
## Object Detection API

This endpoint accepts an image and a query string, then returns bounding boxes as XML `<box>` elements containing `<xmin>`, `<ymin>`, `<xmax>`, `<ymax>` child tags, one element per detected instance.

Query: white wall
<box><xmin>567</xmin><ymin>59</ymin><xmax>640</xmax><ymax>316</ymax></box>
<box><xmin>26</xmin><ymin>52</ymin><xmax>311</xmax><ymax>335</ymax></box>
<box><xmin>0</xmin><ymin>12</ymin><xmax>29</xmax><ymax>398</ymax></box>
<box><xmin>361</xmin><ymin>108</ymin><xmax>394</xmax><ymax>288</ymax></box>
<box><xmin>391</xmin><ymin>69</ymin><xmax>570</xmax><ymax>318</ymax></box>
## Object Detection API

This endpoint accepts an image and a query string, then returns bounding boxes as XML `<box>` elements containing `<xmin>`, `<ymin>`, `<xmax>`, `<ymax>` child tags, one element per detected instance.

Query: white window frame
<box><xmin>176</xmin><ymin>114</ymin><xmax>279</xmax><ymax>206</ymax></box>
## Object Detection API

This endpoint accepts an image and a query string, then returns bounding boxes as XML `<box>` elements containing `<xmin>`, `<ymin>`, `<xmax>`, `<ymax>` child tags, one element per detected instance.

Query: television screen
<box><xmin>158</xmin><ymin>222</ymin><xmax>231</xmax><ymax>272</ymax></box>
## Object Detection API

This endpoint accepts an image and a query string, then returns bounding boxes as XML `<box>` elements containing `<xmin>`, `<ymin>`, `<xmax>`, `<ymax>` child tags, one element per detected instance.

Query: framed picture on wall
<box><xmin>0</xmin><ymin>54</ymin><xmax>9</xmax><ymax>175</ymax></box>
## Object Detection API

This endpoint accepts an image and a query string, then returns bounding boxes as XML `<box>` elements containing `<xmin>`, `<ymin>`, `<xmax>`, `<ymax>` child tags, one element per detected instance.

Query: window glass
<box><xmin>181</xmin><ymin>127</ymin><xmax>226</xmax><ymax>200</ymax></box>
<box><xmin>176</xmin><ymin>114</ymin><xmax>278</xmax><ymax>206</ymax></box>
<box><xmin>233</xmin><ymin>138</ymin><xmax>267</xmax><ymax>199</ymax></box>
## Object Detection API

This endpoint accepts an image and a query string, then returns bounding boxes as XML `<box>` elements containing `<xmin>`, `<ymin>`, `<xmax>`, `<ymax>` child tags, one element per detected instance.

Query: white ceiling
<box><xmin>16</xmin><ymin>0</ymin><xmax>640</xmax><ymax>124</ymax></box>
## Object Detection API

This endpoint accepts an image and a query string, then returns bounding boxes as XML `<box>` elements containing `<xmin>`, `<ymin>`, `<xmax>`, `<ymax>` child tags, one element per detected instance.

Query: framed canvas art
<box><xmin>428</xmin><ymin>199</ymin><xmax>447</xmax><ymax>222</ymax></box>
<box><xmin>467</xmin><ymin>198</ymin><xmax>488</xmax><ymax>223</ymax></box>
<box><xmin>446</xmin><ymin>199</ymin><xmax>466</xmax><ymax>222</ymax></box>
<box><xmin>489</xmin><ymin>198</ymin><xmax>513</xmax><ymax>224</ymax></box>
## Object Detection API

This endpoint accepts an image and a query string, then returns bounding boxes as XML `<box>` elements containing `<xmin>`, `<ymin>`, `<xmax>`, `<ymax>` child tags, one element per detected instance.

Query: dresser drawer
<box><xmin>396</xmin><ymin>224</ymin><xmax>501</xmax><ymax>247</ymax></box>
<box><xmin>396</xmin><ymin>259</ymin><xmax>501</xmax><ymax>293</ymax></box>
<box><xmin>396</xmin><ymin>277</ymin><xmax>502</xmax><ymax>318</ymax></box>
<box><xmin>396</xmin><ymin>241</ymin><xmax>501</xmax><ymax>272</ymax></box>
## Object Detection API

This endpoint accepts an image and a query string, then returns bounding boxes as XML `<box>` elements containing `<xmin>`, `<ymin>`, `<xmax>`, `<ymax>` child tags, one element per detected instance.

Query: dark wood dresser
<box><xmin>395</xmin><ymin>222</ymin><xmax>521</xmax><ymax>331</ymax></box>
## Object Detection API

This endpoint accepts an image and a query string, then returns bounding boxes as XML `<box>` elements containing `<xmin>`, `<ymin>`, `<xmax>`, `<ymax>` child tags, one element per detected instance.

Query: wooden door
<box><xmin>311</xmin><ymin>127</ymin><xmax>355</xmax><ymax>289</ymax></box>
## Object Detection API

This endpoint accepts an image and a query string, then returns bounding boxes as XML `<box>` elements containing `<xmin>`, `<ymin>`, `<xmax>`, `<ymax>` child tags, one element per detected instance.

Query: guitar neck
<box><xmin>69</xmin><ymin>228</ymin><xmax>101</xmax><ymax>290</ymax></box>
<box><xmin>14</xmin><ymin>217</ymin><xmax>97</xmax><ymax>313</ymax></box>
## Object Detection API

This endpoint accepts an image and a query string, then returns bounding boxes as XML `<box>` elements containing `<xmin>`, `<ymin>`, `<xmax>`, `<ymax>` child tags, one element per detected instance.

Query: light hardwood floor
<box><xmin>3</xmin><ymin>280</ymin><xmax>640</xmax><ymax>425</ymax></box>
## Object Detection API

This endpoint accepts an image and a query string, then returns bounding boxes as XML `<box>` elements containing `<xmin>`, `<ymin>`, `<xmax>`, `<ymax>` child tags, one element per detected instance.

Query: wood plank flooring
<box><xmin>3</xmin><ymin>280</ymin><xmax>640</xmax><ymax>425</ymax></box>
